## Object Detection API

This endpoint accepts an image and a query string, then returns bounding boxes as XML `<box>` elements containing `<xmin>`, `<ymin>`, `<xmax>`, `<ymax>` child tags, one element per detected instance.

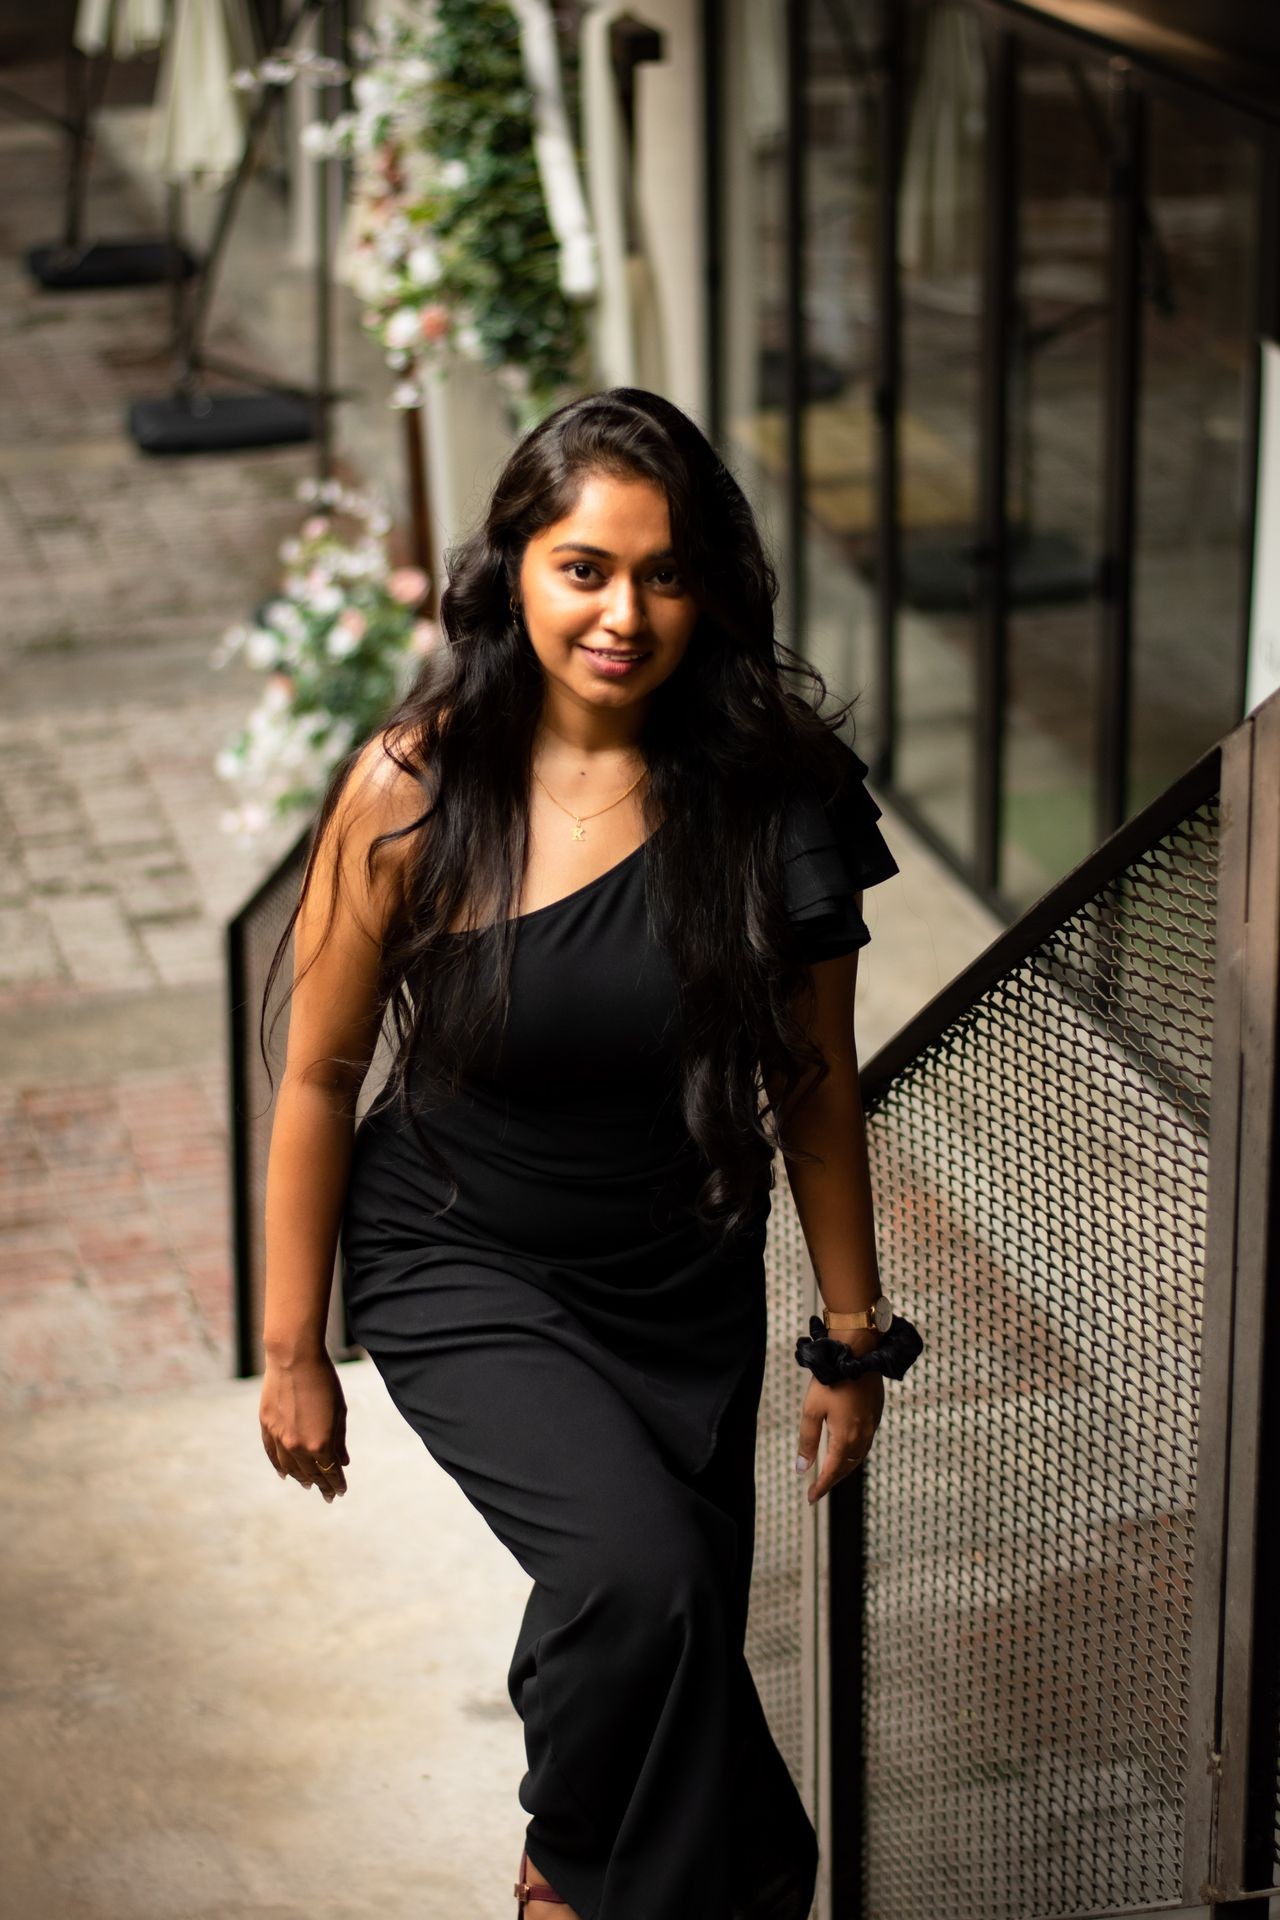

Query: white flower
<box><xmin>454</xmin><ymin>321</ymin><xmax>484</xmax><ymax>361</ymax></box>
<box><xmin>220</xmin><ymin>800</ymin><xmax>271</xmax><ymax>840</ymax></box>
<box><xmin>407</xmin><ymin>243</ymin><xmax>442</xmax><ymax>287</ymax></box>
<box><xmin>308</xmin><ymin>582</ymin><xmax>345</xmax><ymax>617</ymax></box>
<box><xmin>440</xmin><ymin>158</ymin><xmax>468</xmax><ymax>190</ymax></box>
<box><xmin>214</xmin><ymin>746</ymin><xmax>243</xmax><ymax>781</ymax></box>
<box><xmin>260</xmin><ymin>57</ymin><xmax>296</xmax><ymax>86</ymax></box>
<box><xmin>354</xmin><ymin>72</ymin><xmax>394</xmax><ymax>114</ymax></box>
<box><xmin>384</xmin><ymin>306</ymin><xmax>422</xmax><ymax>351</ymax></box>
<box><xmin>264</xmin><ymin>599</ymin><xmax>306</xmax><ymax>641</ymax></box>
<box><xmin>261</xmin><ymin>677</ymin><xmax>293</xmax><ymax>716</ymax></box>
<box><xmin>374</xmin><ymin>223</ymin><xmax>410</xmax><ymax>267</ymax></box>
<box><xmin>301</xmin><ymin>55</ymin><xmax>349</xmax><ymax>88</ymax></box>
<box><xmin>390</xmin><ymin>379</ymin><xmax>423</xmax><ymax>409</ymax></box>
<box><xmin>278</xmin><ymin>726</ymin><xmax>311</xmax><ymax>770</ymax></box>
<box><xmin>246</xmin><ymin>627</ymin><xmax>281</xmax><ymax>670</ymax></box>
<box><xmin>495</xmin><ymin>362</ymin><xmax>531</xmax><ymax>397</ymax></box>
<box><xmin>300</xmin><ymin>120</ymin><xmax>338</xmax><ymax>159</ymax></box>
<box><xmin>327</xmin><ymin>622</ymin><xmax>361</xmax><ymax>661</ymax></box>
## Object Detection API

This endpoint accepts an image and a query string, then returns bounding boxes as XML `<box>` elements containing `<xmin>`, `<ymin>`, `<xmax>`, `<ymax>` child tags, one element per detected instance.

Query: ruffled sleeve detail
<box><xmin>779</xmin><ymin>739</ymin><xmax>900</xmax><ymax>964</ymax></box>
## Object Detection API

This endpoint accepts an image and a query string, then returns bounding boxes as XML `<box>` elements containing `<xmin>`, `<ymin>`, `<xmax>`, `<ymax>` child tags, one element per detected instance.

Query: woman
<box><xmin>256</xmin><ymin>387</ymin><xmax>918</xmax><ymax>1920</ymax></box>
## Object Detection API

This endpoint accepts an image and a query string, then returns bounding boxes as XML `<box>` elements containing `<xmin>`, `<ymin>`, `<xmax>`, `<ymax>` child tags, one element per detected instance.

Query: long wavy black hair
<box><xmin>261</xmin><ymin>386</ymin><xmax>864</xmax><ymax>1246</ymax></box>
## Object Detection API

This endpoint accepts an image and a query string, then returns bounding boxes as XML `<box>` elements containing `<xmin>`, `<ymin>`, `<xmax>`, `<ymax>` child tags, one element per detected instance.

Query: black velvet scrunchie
<box><xmin>795</xmin><ymin>1313</ymin><xmax>924</xmax><ymax>1387</ymax></box>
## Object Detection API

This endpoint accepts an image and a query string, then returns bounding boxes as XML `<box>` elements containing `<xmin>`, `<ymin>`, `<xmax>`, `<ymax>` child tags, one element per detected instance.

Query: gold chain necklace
<box><xmin>532</xmin><ymin>763</ymin><xmax>649</xmax><ymax>841</ymax></box>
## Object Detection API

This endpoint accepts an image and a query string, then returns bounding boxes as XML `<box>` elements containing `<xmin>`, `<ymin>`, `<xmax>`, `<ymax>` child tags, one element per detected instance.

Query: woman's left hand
<box><xmin>796</xmin><ymin>1371</ymin><xmax>885</xmax><ymax>1504</ymax></box>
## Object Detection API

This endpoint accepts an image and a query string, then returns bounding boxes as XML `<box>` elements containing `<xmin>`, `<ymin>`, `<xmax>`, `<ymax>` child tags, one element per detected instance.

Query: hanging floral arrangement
<box><xmin>212</xmin><ymin>479</ymin><xmax>437</xmax><ymax>840</ymax></box>
<box><xmin>322</xmin><ymin>0</ymin><xmax>595</xmax><ymax>432</ymax></box>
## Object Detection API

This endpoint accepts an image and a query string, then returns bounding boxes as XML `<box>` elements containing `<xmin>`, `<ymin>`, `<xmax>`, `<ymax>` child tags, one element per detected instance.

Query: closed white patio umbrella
<box><xmin>148</xmin><ymin>0</ymin><xmax>258</xmax><ymax>184</ymax></box>
<box><xmin>74</xmin><ymin>0</ymin><xmax>167</xmax><ymax>58</ymax></box>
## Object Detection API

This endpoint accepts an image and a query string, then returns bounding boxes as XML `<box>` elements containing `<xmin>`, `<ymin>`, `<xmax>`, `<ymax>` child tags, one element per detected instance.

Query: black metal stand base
<box><xmin>26</xmin><ymin>238</ymin><xmax>199</xmax><ymax>292</ymax></box>
<box><xmin>898</xmin><ymin>529</ymin><xmax>1095</xmax><ymax>613</ymax></box>
<box><xmin>127</xmin><ymin>390</ymin><xmax>316</xmax><ymax>456</ymax></box>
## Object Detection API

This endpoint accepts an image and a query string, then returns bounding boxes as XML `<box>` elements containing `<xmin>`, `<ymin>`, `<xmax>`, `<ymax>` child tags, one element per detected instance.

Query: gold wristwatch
<box><xmin>823</xmin><ymin>1294</ymin><xmax>894</xmax><ymax>1334</ymax></box>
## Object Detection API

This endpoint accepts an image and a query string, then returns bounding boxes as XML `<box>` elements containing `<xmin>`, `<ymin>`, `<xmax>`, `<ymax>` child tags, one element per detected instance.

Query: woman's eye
<box><xmin>561</xmin><ymin>562</ymin><xmax>683</xmax><ymax>588</ymax></box>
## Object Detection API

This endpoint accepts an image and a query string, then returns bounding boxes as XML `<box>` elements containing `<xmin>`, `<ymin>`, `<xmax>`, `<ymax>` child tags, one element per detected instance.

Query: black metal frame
<box><xmin>784</xmin><ymin>0</ymin><xmax>807</xmax><ymax>654</ymax></box>
<box><xmin>703</xmin><ymin>0</ymin><xmax>1279</xmax><ymax>925</ymax></box>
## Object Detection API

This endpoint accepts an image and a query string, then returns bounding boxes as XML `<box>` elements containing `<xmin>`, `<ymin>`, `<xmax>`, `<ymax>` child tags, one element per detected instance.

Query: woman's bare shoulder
<box><xmin>340</xmin><ymin>722</ymin><xmax>432</xmax><ymax>839</ymax></box>
<box><xmin>317</xmin><ymin>723</ymin><xmax>435</xmax><ymax>942</ymax></box>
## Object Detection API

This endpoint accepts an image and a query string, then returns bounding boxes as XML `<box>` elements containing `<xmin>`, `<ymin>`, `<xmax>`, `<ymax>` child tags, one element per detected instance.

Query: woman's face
<box><xmin>517</xmin><ymin>470</ymin><xmax>698</xmax><ymax>715</ymax></box>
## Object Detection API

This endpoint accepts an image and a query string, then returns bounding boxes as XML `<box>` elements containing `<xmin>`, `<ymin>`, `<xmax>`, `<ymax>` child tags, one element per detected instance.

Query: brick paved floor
<box><xmin>0</xmin><ymin>101</ymin><xmax>315</xmax><ymax>1411</ymax></box>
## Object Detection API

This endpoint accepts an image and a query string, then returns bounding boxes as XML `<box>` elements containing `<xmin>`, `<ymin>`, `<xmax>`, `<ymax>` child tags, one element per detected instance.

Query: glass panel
<box><xmin>1129</xmin><ymin>97</ymin><xmax>1258</xmax><ymax>816</ymax></box>
<box><xmin>800</xmin><ymin>0</ymin><xmax>882</xmax><ymax>741</ymax></box>
<box><xmin>720</xmin><ymin>0</ymin><xmax>794</xmax><ymax>638</ymax></box>
<box><xmin>896</xmin><ymin>0</ymin><xmax>986</xmax><ymax>867</ymax></box>
<box><xmin>999</xmin><ymin>52</ymin><xmax>1108</xmax><ymax>911</ymax></box>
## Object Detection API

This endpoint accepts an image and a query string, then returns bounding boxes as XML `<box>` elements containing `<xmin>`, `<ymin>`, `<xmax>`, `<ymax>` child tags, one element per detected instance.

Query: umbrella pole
<box><xmin>314</xmin><ymin>0</ymin><xmax>340</xmax><ymax>483</ymax></box>
<box><xmin>64</xmin><ymin>40</ymin><xmax>114</xmax><ymax>253</ymax></box>
<box><xmin>173</xmin><ymin>0</ymin><xmax>324</xmax><ymax>391</ymax></box>
<box><xmin>166</xmin><ymin>182</ymin><xmax>188</xmax><ymax>350</ymax></box>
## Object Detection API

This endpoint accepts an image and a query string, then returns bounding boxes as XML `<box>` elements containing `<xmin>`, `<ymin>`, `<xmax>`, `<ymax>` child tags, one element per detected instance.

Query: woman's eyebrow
<box><xmin>549</xmin><ymin>541</ymin><xmax>677</xmax><ymax>561</ymax></box>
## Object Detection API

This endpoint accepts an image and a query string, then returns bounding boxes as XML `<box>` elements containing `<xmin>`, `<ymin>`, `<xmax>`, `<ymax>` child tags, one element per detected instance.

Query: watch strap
<box><xmin>823</xmin><ymin>1296</ymin><xmax>885</xmax><ymax>1331</ymax></box>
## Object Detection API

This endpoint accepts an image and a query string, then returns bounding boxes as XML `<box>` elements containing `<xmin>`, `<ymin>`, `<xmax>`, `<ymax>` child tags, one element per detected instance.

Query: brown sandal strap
<box><xmin>515</xmin><ymin>1846</ymin><xmax>568</xmax><ymax>1906</ymax></box>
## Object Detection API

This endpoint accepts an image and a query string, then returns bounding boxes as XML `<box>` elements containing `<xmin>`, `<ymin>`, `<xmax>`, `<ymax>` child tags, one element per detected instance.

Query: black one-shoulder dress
<box><xmin>340</xmin><ymin>739</ymin><xmax>899</xmax><ymax>1920</ymax></box>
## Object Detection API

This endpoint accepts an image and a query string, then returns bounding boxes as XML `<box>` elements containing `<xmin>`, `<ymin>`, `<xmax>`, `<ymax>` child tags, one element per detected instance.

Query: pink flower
<box><xmin>338</xmin><ymin>607</ymin><xmax>367</xmax><ymax>640</ymax></box>
<box><xmin>410</xmin><ymin>618</ymin><xmax>439</xmax><ymax>655</ymax></box>
<box><xmin>268</xmin><ymin>671</ymin><xmax>295</xmax><ymax>699</ymax></box>
<box><xmin>420</xmin><ymin>303</ymin><xmax>451</xmax><ymax>342</ymax></box>
<box><xmin>302</xmin><ymin>514</ymin><xmax>329</xmax><ymax>539</ymax></box>
<box><xmin>388</xmin><ymin>566</ymin><xmax>429</xmax><ymax>607</ymax></box>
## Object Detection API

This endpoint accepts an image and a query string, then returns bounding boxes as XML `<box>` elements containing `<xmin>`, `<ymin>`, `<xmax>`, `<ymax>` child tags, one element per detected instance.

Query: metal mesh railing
<box><xmin>856</xmin><ymin>796</ymin><xmax>1218</xmax><ymax>1917</ymax></box>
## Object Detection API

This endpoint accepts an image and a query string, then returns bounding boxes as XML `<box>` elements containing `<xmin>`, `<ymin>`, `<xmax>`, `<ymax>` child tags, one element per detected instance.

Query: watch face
<box><xmin>874</xmin><ymin>1295</ymin><xmax>894</xmax><ymax>1333</ymax></box>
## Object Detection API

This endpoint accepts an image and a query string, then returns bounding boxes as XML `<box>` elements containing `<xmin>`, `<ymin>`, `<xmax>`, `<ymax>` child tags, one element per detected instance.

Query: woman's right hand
<box><xmin>259</xmin><ymin>1349</ymin><xmax>349</xmax><ymax>1502</ymax></box>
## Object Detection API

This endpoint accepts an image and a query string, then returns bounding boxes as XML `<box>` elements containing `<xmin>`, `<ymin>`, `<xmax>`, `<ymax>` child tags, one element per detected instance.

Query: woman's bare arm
<box><xmin>258</xmin><ymin>728</ymin><xmax>423</xmax><ymax>1497</ymax></box>
<box><xmin>766</xmin><ymin>906</ymin><xmax>888</xmax><ymax>1504</ymax></box>
<box><xmin>768</xmin><ymin>918</ymin><xmax>882</xmax><ymax>1326</ymax></box>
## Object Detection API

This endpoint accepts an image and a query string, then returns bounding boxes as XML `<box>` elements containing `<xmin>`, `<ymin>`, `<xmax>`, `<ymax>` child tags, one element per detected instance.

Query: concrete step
<box><xmin>1</xmin><ymin>1354</ymin><xmax>532</xmax><ymax>1919</ymax></box>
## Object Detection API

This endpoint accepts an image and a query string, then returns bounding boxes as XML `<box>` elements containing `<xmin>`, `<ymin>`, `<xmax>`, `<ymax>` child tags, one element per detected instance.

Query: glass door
<box><xmin>893</xmin><ymin>0</ymin><xmax>987</xmax><ymax>869</ymax></box>
<box><xmin>999</xmin><ymin>47</ymin><xmax>1109</xmax><ymax>910</ymax></box>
